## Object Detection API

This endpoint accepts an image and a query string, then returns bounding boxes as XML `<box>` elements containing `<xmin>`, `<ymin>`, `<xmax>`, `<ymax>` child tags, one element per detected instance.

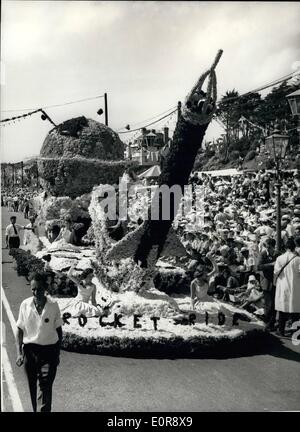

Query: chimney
<box><xmin>142</xmin><ymin>127</ymin><xmax>147</xmax><ymax>135</ymax></box>
<box><xmin>163</xmin><ymin>127</ymin><xmax>169</xmax><ymax>145</ymax></box>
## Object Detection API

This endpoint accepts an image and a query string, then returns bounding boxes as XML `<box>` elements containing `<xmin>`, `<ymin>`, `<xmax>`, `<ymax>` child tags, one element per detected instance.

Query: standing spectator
<box><xmin>23</xmin><ymin>198</ymin><xmax>30</xmax><ymax>219</ymax></box>
<box><xmin>23</xmin><ymin>216</ymin><xmax>37</xmax><ymax>246</ymax></box>
<box><xmin>5</xmin><ymin>215</ymin><xmax>33</xmax><ymax>249</ymax></box>
<box><xmin>257</xmin><ymin>238</ymin><xmax>277</xmax><ymax>331</ymax></box>
<box><xmin>274</xmin><ymin>238</ymin><xmax>300</xmax><ymax>336</ymax></box>
<box><xmin>13</xmin><ymin>194</ymin><xmax>19</xmax><ymax>212</ymax></box>
<box><xmin>7</xmin><ymin>195</ymin><xmax>14</xmax><ymax>211</ymax></box>
<box><xmin>16</xmin><ymin>272</ymin><xmax>62</xmax><ymax>412</ymax></box>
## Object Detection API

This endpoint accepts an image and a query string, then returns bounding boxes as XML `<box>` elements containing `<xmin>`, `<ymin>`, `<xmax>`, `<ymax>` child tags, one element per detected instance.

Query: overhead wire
<box><xmin>1</xmin><ymin>94</ymin><xmax>105</xmax><ymax>113</ymax></box>
<box><xmin>218</xmin><ymin>70</ymin><xmax>300</xmax><ymax>104</ymax></box>
<box><xmin>118</xmin><ymin>108</ymin><xmax>178</xmax><ymax>134</ymax></box>
<box><xmin>117</xmin><ymin>105</ymin><xmax>177</xmax><ymax>132</ymax></box>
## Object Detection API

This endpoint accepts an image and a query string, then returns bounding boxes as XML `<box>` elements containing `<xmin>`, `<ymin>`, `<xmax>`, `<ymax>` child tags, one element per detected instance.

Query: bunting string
<box><xmin>0</xmin><ymin>108</ymin><xmax>42</xmax><ymax>125</ymax></box>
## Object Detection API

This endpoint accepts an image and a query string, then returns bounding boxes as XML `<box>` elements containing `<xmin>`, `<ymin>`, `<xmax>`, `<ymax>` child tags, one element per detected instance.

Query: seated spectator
<box><xmin>214</xmin><ymin>266</ymin><xmax>240</xmax><ymax>299</ymax></box>
<box><xmin>239</xmin><ymin>275</ymin><xmax>264</xmax><ymax>314</ymax></box>
<box><xmin>190</xmin><ymin>254</ymin><xmax>218</xmax><ymax>309</ymax></box>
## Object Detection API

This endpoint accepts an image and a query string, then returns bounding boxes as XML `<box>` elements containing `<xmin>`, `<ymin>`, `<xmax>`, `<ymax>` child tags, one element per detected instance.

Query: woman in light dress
<box><xmin>189</xmin><ymin>253</ymin><xmax>252</xmax><ymax>317</ymax></box>
<box><xmin>190</xmin><ymin>253</ymin><xmax>219</xmax><ymax>311</ymax></box>
<box><xmin>60</xmin><ymin>266</ymin><xmax>102</xmax><ymax>318</ymax></box>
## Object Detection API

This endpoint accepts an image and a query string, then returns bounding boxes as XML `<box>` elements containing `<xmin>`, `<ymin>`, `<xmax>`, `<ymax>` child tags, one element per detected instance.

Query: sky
<box><xmin>1</xmin><ymin>1</ymin><xmax>300</xmax><ymax>162</ymax></box>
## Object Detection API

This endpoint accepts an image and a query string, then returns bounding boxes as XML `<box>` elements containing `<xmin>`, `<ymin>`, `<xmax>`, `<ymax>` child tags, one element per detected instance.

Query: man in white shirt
<box><xmin>16</xmin><ymin>272</ymin><xmax>63</xmax><ymax>412</ymax></box>
<box><xmin>5</xmin><ymin>215</ymin><xmax>33</xmax><ymax>249</ymax></box>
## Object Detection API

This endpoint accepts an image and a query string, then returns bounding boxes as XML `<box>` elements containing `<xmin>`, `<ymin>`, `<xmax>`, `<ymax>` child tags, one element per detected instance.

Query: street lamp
<box><xmin>286</xmin><ymin>89</ymin><xmax>300</xmax><ymax>119</ymax></box>
<box><xmin>265</xmin><ymin>125</ymin><xmax>289</xmax><ymax>253</ymax></box>
<box><xmin>286</xmin><ymin>89</ymin><xmax>300</xmax><ymax>167</ymax></box>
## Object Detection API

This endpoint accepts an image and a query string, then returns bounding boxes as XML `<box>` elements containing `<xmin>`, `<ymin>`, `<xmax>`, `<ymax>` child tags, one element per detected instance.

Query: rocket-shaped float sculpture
<box><xmin>106</xmin><ymin>50</ymin><xmax>223</xmax><ymax>272</ymax></box>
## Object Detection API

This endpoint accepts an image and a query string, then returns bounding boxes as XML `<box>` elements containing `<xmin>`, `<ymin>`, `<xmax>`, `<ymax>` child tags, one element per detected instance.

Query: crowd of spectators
<box><xmin>177</xmin><ymin>169</ymin><xmax>300</xmax><ymax>336</ymax></box>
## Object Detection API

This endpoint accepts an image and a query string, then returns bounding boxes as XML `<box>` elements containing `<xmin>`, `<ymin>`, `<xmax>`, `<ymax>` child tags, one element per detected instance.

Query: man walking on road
<box><xmin>274</xmin><ymin>238</ymin><xmax>300</xmax><ymax>336</ymax></box>
<box><xmin>16</xmin><ymin>272</ymin><xmax>63</xmax><ymax>412</ymax></box>
<box><xmin>5</xmin><ymin>215</ymin><xmax>33</xmax><ymax>249</ymax></box>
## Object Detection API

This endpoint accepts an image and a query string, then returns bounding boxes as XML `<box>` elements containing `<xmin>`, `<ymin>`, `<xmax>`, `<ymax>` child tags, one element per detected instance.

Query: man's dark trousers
<box><xmin>263</xmin><ymin>285</ymin><xmax>276</xmax><ymax>329</ymax></box>
<box><xmin>8</xmin><ymin>237</ymin><xmax>20</xmax><ymax>249</ymax></box>
<box><xmin>23</xmin><ymin>343</ymin><xmax>59</xmax><ymax>412</ymax></box>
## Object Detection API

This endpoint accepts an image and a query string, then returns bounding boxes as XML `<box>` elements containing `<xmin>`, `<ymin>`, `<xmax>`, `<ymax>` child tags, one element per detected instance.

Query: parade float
<box><xmin>15</xmin><ymin>50</ymin><xmax>268</xmax><ymax>357</ymax></box>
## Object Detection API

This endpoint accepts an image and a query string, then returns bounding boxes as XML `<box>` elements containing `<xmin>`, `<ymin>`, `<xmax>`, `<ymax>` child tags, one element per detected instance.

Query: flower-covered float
<box><xmin>16</xmin><ymin>49</ymin><xmax>269</xmax><ymax>357</ymax></box>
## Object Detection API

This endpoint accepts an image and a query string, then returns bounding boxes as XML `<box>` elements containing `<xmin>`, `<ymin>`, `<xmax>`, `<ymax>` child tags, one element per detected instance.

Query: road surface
<box><xmin>1</xmin><ymin>207</ymin><xmax>300</xmax><ymax>412</ymax></box>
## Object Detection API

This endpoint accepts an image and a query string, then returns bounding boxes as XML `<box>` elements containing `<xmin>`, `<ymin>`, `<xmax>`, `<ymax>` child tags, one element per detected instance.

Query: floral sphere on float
<box><xmin>38</xmin><ymin>116</ymin><xmax>136</xmax><ymax>198</ymax></box>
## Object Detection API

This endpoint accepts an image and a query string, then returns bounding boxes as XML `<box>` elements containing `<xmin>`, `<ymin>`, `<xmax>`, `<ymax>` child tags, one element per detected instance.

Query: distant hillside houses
<box><xmin>125</xmin><ymin>127</ymin><xmax>172</xmax><ymax>167</ymax></box>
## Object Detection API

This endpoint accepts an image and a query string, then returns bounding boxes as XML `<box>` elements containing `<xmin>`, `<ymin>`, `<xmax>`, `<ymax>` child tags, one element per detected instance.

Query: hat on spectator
<box><xmin>248</xmin><ymin>275</ymin><xmax>256</xmax><ymax>282</ymax></box>
<box><xmin>281</xmin><ymin>208</ymin><xmax>292</xmax><ymax>215</ymax></box>
<box><xmin>260</xmin><ymin>216</ymin><xmax>270</xmax><ymax>222</ymax></box>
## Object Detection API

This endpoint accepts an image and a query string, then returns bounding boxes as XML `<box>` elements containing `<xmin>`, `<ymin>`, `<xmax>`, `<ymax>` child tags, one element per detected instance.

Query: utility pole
<box><xmin>275</xmin><ymin>160</ymin><xmax>282</xmax><ymax>253</ymax></box>
<box><xmin>3</xmin><ymin>165</ymin><xmax>6</xmax><ymax>188</ymax></box>
<box><xmin>104</xmin><ymin>93</ymin><xmax>108</xmax><ymax>126</ymax></box>
<box><xmin>225</xmin><ymin>108</ymin><xmax>230</xmax><ymax>163</ymax></box>
<box><xmin>177</xmin><ymin>101</ymin><xmax>182</xmax><ymax>121</ymax></box>
<box><xmin>36</xmin><ymin>161</ymin><xmax>39</xmax><ymax>192</ymax></box>
<box><xmin>21</xmin><ymin>161</ymin><xmax>24</xmax><ymax>188</ymax></box>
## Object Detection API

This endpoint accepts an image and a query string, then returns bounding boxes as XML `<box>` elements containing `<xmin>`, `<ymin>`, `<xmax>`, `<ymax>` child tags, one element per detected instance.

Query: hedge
<box><xmin>38</xmin><ymin>157</ymin><xmax>138</xmax><ymax>198</ymax></box>
<box><xmin>9</xmin><ymin>249</ymin><xmax>77</xmax><ymax>296</ymax></box>
<box><xmin>61</xmin><ymin>327</ymin><xmax>272</xmax><ymax>358</ymax></box>
<box><xmin>9</xmin><ymin>249</ymin><xmax>44</xmax><ymax>277</ymax></box>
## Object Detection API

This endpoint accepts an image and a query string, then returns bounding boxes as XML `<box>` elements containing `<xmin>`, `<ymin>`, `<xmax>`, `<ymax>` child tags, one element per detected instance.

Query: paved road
<box><xmin>1</xmin><ymin>207</ymin><xmax>300</xmax><ymax>412</ymax></box>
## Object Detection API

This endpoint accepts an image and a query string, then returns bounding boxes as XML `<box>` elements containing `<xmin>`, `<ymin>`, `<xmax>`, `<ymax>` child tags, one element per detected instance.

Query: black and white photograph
<box><xmin>1</xmin><ymin>0</ymin><xmax>300</xmax><ymax>418</ymax></box>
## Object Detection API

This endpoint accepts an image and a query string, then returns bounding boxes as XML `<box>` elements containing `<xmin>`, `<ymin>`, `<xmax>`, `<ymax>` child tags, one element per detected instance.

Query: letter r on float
<box><xmin>62</xmin><ymin>312</ymin><xmax>71</xmax><ymax>325</ymax></box>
